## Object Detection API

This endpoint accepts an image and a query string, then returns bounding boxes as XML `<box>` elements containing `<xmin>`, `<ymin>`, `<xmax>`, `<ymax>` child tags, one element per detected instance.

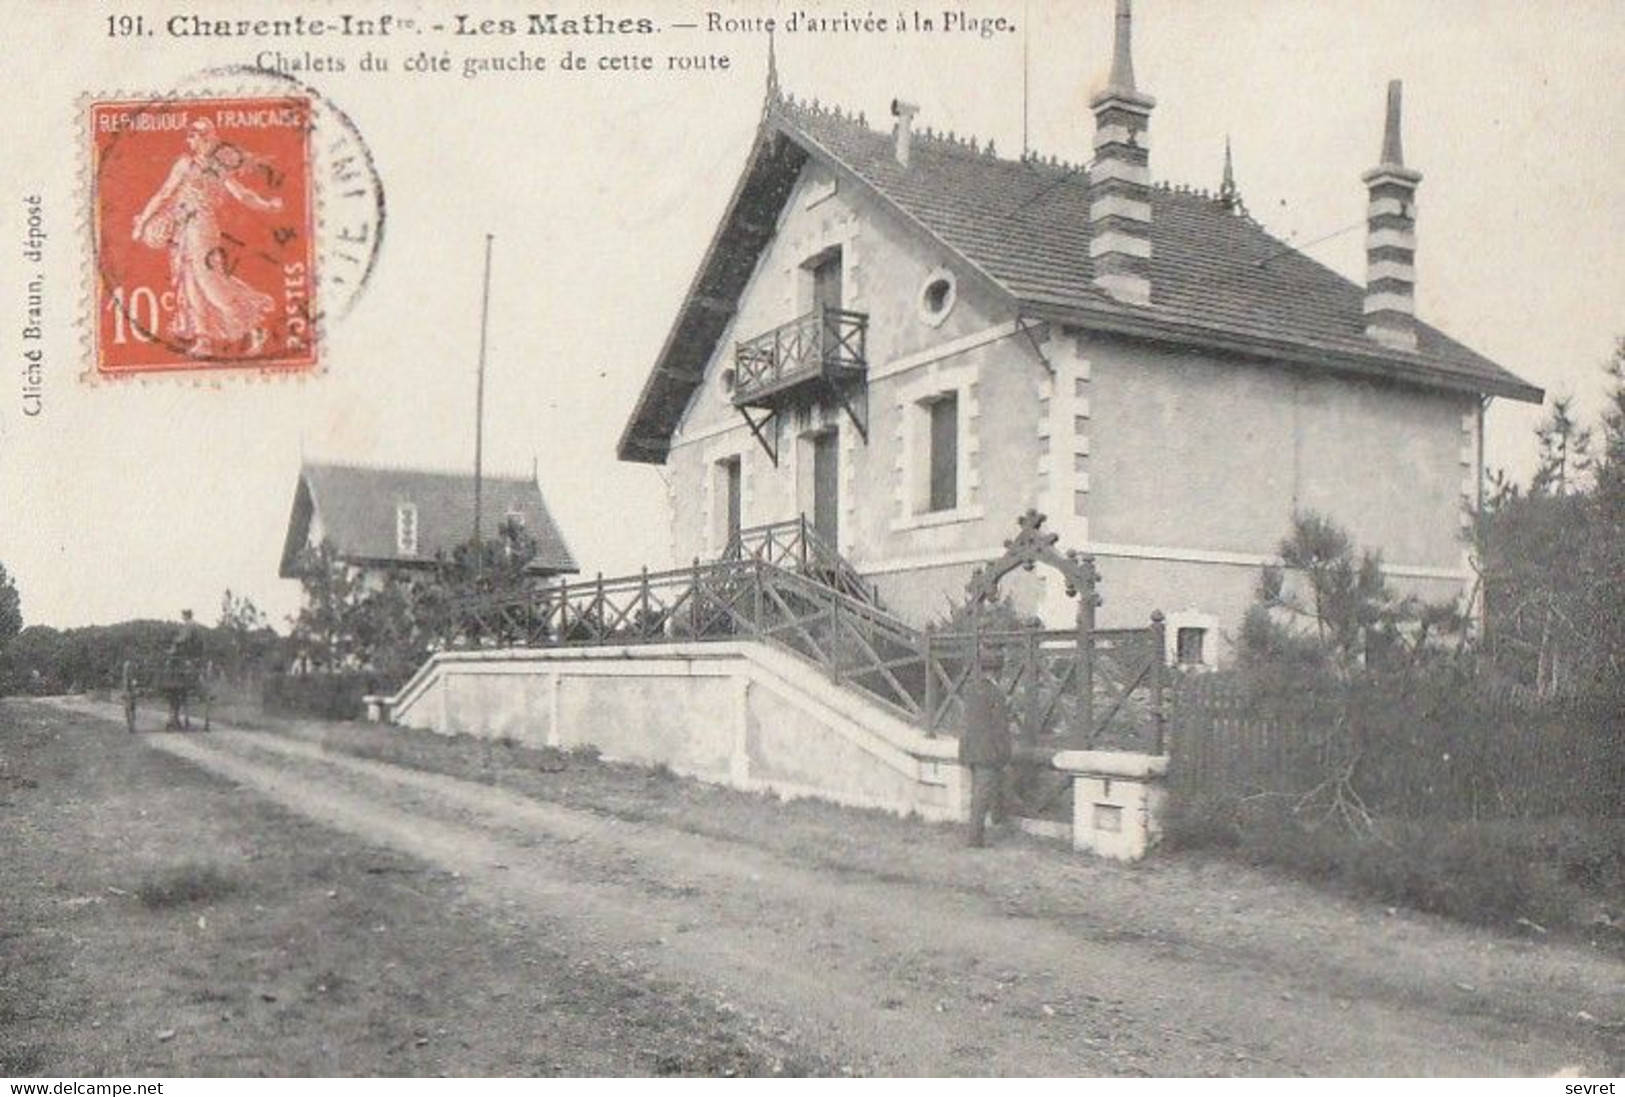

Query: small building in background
<box><xmin>278</xmin><ymin>460</ymin><xmax>578</xmax><ymax>589</ymax></box>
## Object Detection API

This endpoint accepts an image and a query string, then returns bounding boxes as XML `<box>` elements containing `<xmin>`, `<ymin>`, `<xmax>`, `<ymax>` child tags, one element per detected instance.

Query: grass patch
<box><xmin>1165</xmin><ymin>794</ymin><xmax>1625</xmax><ymax>939</ymax></box>
<box><xmin>136</xmin><ymin>862</ymin><xmax>241</xmax><ymax>909</ymax></box>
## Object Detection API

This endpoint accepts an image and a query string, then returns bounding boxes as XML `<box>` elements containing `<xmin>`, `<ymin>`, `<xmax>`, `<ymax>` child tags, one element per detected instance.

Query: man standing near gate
<box><xmin>959</xmin><ymin>648</ymin><xmax>1013</xmax><ymax>847</ymax></box>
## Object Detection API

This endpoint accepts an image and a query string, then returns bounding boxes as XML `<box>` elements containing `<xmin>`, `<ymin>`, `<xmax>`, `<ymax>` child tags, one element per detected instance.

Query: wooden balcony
<box><xmin>731</xmin><ymin>306</ymin><xmax>868</xmax><ymax>407</ymax></box>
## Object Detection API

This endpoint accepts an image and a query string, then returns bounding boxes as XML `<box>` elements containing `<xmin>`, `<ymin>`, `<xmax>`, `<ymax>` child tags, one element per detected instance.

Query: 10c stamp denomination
<box><xmin>91</xmin><ymin>95</ymin><xmax>317</xmax><ymax>375</ymax></box>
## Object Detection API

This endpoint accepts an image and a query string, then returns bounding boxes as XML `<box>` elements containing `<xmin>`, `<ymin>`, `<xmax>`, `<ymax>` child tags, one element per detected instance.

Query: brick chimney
<box><xmin>1361</xmin><ymin>80</ymin><xmax>1422</xmax><ymax>351</ymax></box>
<box><xmin>1088</xmin><ymin>0</ymin><xmax>1155</xmax><ymax>305</ymax></box>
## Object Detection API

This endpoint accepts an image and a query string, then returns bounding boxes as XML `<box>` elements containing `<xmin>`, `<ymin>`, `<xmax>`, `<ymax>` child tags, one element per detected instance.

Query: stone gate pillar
<box><xmin>1052</xmin><ymin>749</ymin><xmax>1168</xmax><ymax>861</ymax></box>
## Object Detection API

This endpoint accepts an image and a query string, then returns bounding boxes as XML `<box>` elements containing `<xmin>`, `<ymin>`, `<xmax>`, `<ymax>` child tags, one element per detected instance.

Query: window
<box><xmin>395</xmin><ymin>503</ymin><xmax>419</xmax><ymax>557</ymax></box>
<box><xmin>711</xmin><ymin>454</ymin><xmax>744</xmax><ymax>551</ymax></box>
<box><xmin>1166</xmin><ymin>610</ymin><xmax>1220</xmax><ymax>670</ymax></box>
<box><xmin>809</xmin><ymin>431</ymin><xmax>839</xmax><ymax>547</ymax></box>
<box><xmin>918</xmin><ymin>267</ymin><xmax>957</xmax><ymax>327</ymax></box>
<box><xmin>894</xmin><ymin>366</ymin><xmax>982</xmax><ymax>532</ymax></box>
<box><xmin>927</xmin><ymin>393</ymin><xmax>958</xmax><ymax>512</ymax></box>
<box><xmin>1260</xmin><ymin>563</ymin><xmax>1285</xmax><ymax>604</ymax></box>
<box><xmin>805</xmin><ymin>247</ymin><xmax>843</xmax><ymax>314</ymax></box>
<box><xmin>720</xmin><ymin>456</ymin><xmax>742</xmax><ymax>545</ymax></box>
<box><xmin>501</xmin><ymin>506</ymin><xmax>527</xmax><ymax>556</ymax></box>
<box><xmin>1176</xmin><ymin>627</ymin><xmax>1206</xmax><ymax>667</ymax></box>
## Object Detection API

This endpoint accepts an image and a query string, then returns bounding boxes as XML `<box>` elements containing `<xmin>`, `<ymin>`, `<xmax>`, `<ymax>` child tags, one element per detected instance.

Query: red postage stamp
<box><xmin>91</xmin><ymin>96</ymin><xmax>317</xmax><ymax>375</ymax></box>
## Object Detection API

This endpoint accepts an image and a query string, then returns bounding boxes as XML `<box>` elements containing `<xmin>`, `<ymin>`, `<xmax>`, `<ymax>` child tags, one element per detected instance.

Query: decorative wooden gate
<box><xmin>965</xmin><ymin>509</ymin><xmax>1103</xmax><ymax>745</ymax></box>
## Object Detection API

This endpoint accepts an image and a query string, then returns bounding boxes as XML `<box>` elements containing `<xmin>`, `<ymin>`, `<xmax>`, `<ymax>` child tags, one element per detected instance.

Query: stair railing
<box><xmin>448</xmin><ymin>553</ymin><xmax>1164</xmax><ymax>751</ymax></box>
<box><xmin>722</xmin><ymin>515</ymin><xmax>881</xmax><ymax>607</ymax></box>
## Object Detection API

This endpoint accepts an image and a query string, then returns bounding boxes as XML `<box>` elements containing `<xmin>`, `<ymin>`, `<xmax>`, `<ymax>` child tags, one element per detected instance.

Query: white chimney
<box><xmin>1088</xmin><ymin>0</ymin><xmax>1156</xmax><ymax>305</ymax></box>
<box><xmin>891</xmin><ymin>98</ymin><xmax>919</xmax><ymax>166</ymax></box>
<box><xmin>1362</xmin><ymin>80</ymin><xmax>1423</xmax><ymax>351</ymax></box>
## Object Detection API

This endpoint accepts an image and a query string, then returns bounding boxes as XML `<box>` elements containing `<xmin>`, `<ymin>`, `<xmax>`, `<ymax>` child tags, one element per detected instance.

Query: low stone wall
<box><xmin>377</xmin><ymin>643</ymin><xmax>1173</xmax><ymax>858</ymax></box>
<box><xmin>378</xmin><ymin>642</ymin><xmax>966</xmax><ymax>823</ymax></box>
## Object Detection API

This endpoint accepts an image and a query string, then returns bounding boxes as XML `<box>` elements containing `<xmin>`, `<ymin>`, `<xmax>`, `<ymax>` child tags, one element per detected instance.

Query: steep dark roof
<box><xmin>619</xmin><ymin>93</ymin><xmax>1542</xmax><ymax>464</ymax></box>
<box><xmin>278</xmin><ymin>462</ymin><xmax>578</xmax><ymax>577</ymax></box>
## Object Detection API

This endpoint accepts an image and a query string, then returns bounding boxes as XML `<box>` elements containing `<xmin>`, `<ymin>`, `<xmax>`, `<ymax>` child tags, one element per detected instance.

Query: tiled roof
<box><xmin>278</xmin><ymin>462</ymin><xmax>577</xmax><ymax>577</ymax></box>
<box><xmin>619</xmin><ymin>91</ymin><xmax>1541</xmax><ymax>463</ymax></box>
<box><xmin>777</xmin><ymin>95</ymin><xmax>1540</xmax><ymax>401</ymax></box>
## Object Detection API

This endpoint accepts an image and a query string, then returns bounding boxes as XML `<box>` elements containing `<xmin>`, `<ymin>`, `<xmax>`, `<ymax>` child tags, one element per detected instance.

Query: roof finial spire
<box><xmin>1219</xmin><ymin>134</ymin><xmax>1240</xmax><ymax>210</ymax></box>
<box><xmin>1108</xmin><ymin>0</ymin><xmax>1137</xmax><ymax>92</ymax></box>
<box><xmin>1380</xmin><ymin>79</ymin><xmax>1405</xmax><ymax>167</ymax></box>
<box><xmin>765</xmin><ymin>30</ymin><xmax>780</xmax><ymax>100</ymax></box>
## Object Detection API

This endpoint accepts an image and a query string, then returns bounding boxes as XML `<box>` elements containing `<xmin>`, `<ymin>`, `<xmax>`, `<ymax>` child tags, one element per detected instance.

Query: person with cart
<box><xmin>164</xmin><ymin>609</ymin><xmax>204</xmax><ymax>729</ymax></box>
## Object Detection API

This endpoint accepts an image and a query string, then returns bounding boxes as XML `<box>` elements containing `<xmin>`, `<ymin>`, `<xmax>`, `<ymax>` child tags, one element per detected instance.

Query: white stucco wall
<box><xmin>1084</xmin><ymin>336</ymin><xmax>1477</xmax><ymax>635</ymax></box>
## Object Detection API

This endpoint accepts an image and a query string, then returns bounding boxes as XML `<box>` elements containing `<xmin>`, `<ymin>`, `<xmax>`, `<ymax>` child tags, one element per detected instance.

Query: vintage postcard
<box><xmin>1</xmin><ymin>0</ymin><xmax>1620</xmax><ymax>1082</ymax></box>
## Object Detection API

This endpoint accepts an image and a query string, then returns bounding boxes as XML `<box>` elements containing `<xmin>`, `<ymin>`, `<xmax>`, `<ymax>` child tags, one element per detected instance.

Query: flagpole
<box><xmin>475</xmin><ymin>233</ymin><xmax>494</xmax><ymax>568</ymax></box>
<box><xmin>1021</xmin><ymin>0</ymin><xmax>1030</xmax><ymax>158</ymax></box>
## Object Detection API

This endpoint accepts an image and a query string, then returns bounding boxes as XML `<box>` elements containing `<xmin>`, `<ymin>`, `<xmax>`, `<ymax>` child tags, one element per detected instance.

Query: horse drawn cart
<box><xmin>121</xmin><ymin>657</ymin><xmax>212</xmax><ymax>732</ymax></box>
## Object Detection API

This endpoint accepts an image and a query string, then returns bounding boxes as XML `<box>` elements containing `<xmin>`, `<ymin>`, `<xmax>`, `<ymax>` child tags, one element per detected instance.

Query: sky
<box><xmin>1</xmin><ymin>0</ymin><xmax>1621</xmax><ymax>630</ymax></box>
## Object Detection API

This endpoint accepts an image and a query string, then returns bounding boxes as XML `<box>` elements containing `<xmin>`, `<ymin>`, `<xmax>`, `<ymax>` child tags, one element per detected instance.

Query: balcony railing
<box><xmin>732</xmin><ymin>306</ymin><xmax>868</xmax><ymax>405</ymax></box>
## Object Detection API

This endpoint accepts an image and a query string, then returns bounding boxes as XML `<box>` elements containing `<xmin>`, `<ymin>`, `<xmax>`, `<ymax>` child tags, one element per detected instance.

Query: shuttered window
<box><xmin>396</xmin><ymin>503</ymin><xmax>418</xmax><ymax>557</ymax></box>
<box><xmin>927</xmin><ymin>394</ymin><xmax>958</xmax><ymax>512</ymax></box>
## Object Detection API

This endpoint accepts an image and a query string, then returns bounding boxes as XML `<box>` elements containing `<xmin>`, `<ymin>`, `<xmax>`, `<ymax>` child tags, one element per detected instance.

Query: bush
<box><xmin>261</xmin><ymin>672</ymin><xmax>374</xmax><ymax>721</ymax></box>
<box><xmin>1162</xmin><ymin>793</ymin><xmax>1242</xmax><ymax>851</ymax></box>
<box><xmin>1166</xmin><ymin>493</ymin><xmax>1625</xmax><ymax>938</ymax></box>
<box><xmin>1</xmin><ymin>617</ymin><xmax>288</xmax><ymax>696</ymax></box>
<box><xmin>1353</xmin><ymin>825</ymin><xmax>1565</xmax><ymax>927</ymax></box>
<box><xmin>1164</xmin><ymin>794</ymin><xmax>1622</xmax><ymax>934</ymax></box>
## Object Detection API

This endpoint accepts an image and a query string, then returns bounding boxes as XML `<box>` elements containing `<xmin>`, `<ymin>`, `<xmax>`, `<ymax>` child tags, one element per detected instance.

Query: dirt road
<box><xmin>13</xmin><ymin>699</ymin><xmax>1624</xmax><ymax>1076</ymax></box>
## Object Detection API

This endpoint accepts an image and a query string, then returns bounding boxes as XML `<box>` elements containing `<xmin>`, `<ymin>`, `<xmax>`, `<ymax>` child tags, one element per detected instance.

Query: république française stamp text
<box><xmin>91</xmin><ymin>95</ymin><xmax>317</xmax><ymax>375</ymax></box>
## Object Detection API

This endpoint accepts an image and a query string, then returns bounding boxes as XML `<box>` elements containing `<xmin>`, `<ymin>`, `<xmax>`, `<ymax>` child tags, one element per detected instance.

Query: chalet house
<box><xmin>278</xmin><ymin>461</ymin><xmax>578</xmax><ymax>587</ymax></box>
<box><xmin>616</xmin><ymin>1</ymin><xmax>1542</xmax><ymax>667</ymax></box>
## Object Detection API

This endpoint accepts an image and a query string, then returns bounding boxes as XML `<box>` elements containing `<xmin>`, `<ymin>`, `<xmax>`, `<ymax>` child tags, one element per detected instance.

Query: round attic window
<box><xmin>918</xmin><ymin>268</ymin><xmax>957</xmax><ymax>327</ymax></box>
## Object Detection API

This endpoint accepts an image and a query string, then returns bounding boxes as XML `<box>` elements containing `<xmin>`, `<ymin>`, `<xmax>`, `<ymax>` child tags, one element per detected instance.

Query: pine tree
<box><xmin>0</xmin><ymin>563</ymin><xmax>20</xmax><ymax>648</ymax></box>
<box><xmin>1480</xmin><ymin>336</ymin><xmax>1622</xmax><ymax>696</ymax></box>
<box><xmin>1530</xmin><ymin>395</ymin><xmax>1593</xmax><ymax>497</ymax></box>
<box><xmin>289</xmin><ymin>541</ymin><xmax>366</xmax><ymax>671</ymax></box>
